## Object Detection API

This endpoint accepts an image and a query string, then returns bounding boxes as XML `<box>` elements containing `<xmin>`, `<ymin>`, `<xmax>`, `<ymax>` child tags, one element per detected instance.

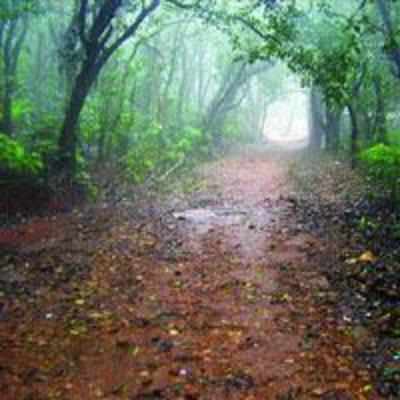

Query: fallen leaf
<box><xmin>312</xmin><ymin>387</ymin><xmax>326</xmax><ymax>396</ymax></box>
<box><xmin>358</xmin><ymin>251</ymin><xmax>377</xmax><ymax>263</ymax></box>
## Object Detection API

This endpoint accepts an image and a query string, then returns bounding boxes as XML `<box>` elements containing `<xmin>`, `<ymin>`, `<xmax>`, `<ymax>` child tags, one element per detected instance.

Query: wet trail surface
<box><xmin>0</xmin><ymin>150</ymin><xmax>379</xmax><ymax>399</ymax></box>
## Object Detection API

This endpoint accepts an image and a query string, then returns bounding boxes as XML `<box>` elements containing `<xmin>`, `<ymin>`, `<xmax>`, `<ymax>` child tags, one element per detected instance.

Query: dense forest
<box><xmin>1</xmin><ymin>0</ymin><xmax>400</xmax><ymax>196</ymax></box>
<box><xmin>3</xmin><ymin>1</ymin><xmax>400</xmax><ymax>399</ymax></box>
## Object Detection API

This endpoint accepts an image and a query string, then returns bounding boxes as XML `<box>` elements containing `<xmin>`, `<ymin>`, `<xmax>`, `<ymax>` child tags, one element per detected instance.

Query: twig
<box><xmin>155</xmin><ymin>158</ymin><xmax>185</xmax><ymax>182</ymax></box>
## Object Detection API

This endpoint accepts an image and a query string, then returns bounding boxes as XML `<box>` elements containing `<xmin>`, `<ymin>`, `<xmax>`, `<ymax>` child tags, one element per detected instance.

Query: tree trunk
<box><xmin>376</xmin><ymin>0</ymin><xmax>400</xmax><ymax>78</ymax></box>
<box><xmin>97</xmin><ymin>128</ymin><xmax>107</xmax><ymax>164</ymax></box>
<box><xmin>1</xmin><ymin>74</ymin><xmax>13</xmax><ymax>136</ymax></box>
<box><xmin>309</xmin><ymin>86</ymin><xmax>324</xmax><ymax>150</ymax></box>
<box><xmin>361</xmin><ymin>110</ymin><xmax>374</xmax><ymax>144</ymax></box>
<box><xmin>176</xmin><ymin>43</ymin><xmax>188</xmax><ymax>129</ymax></box>
<box><xmin>0</xmin><ymin>17</ymin><xmax>28</xmax><ymax>136</ymax></box>
<box><xmin>373</xmin><ymin>76</ymin><xmax>387</xmax><ymax>143</ymax></box>
<box><xmin>57</xmin><ymin>65</ymin><xmax>96</xmax><ymax>178</ymax></box>
<box><xmin>348</xmin><ymin>103</ymin><xmax>359</xmax><ymax>168</ymax></box>
<box><xmin>325</xmin><ymin>108</ymin><xmax>341</xmax><ymax>153</ymax></box>
<box><xmin>55</xmin><ymin>0</ymin><xmax>161</xmax><ymax>179</ymax></box>
<box><xmin>203</xmin><ymin>62</ymin><xmax>264</xmax><ymax>146</ymax></box>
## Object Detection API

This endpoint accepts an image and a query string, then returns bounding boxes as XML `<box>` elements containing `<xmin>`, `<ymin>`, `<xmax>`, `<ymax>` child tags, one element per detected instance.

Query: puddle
<box><xmin>173</xmin><ymin>208</ymin><xmax>247</xmax><ymax>225</ymax></box>
<box><xmin>173</xmin><ymin>206</ymin><xmax>278</xmax><ymax>263</ymax></box>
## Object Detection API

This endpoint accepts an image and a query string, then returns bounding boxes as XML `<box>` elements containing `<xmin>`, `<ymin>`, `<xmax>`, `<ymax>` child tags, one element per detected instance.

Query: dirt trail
<box><xmin>0</xmin><ymin>149</ymin><xmax>379</xmax><ymax>399</ymax></box>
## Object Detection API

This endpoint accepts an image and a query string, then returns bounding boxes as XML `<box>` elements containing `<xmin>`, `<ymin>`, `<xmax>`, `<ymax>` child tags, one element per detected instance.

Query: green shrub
<box><xmin>360</xmin><ymin>144</ymin><xmax>400</xmax><ymax>202</ymax></box>
<box><xmin>123</xmin><ymin>125</ymin><xmax>205</xmax><ymax>184</ymax></box>
<box><xmin>0</xmin><ymin>133</ymin><xmax>43</xmax><ymax>176</ymax></box>
<box><xmin>387</xmin><ymin>130</ymin><xmax>400</xmax><ymax>147</ymax></box>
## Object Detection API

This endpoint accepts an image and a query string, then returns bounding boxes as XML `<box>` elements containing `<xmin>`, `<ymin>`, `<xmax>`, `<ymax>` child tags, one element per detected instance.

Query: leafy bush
<box><xmin>123</xmin><ymin>125</ymin><xmax>205</xmax><ymax>184</ymax></box>
<box><xmin>360</xmin><ymin>144</ymin><xmax>400</xmax><ymax>202</ymax></box>
<box><xmin>12</xmin><ymin>98</ymin><xmax>33</xmax><ymax>123</ymax></box>
<box><xmin>387</xmin><ymin>130</ymin><xmax>400</xmax><ymax>147</ymax></box>
<box><xmin>0</xmin><ymin>133</ymin><xmax>43</xmax><ymax>176</ymax></box>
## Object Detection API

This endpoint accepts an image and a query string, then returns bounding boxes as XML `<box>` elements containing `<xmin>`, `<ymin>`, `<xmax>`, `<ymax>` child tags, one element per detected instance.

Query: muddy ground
<box><xmin>0</xmin><ymin>148</ymin><xmax>382</xmax><ymax>399</ymax></box>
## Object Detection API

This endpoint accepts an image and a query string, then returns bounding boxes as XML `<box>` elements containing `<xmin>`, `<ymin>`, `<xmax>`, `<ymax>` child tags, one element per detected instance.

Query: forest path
<box><xmin>0</xmin><ymin>148</ymin><xmax>379</xmax><ymax>399</ymax></box>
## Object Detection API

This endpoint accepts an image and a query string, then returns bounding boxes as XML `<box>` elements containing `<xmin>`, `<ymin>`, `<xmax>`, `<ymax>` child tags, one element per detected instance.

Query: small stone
<box><xmin>312</xmin><ymin>387</ymin><xmax>327</xmax><ymax>396</ymax></box>
<box><xmin>179</xmin><ymin>368</ymin><xmax>188</xmax><ymax>376</ymax></box>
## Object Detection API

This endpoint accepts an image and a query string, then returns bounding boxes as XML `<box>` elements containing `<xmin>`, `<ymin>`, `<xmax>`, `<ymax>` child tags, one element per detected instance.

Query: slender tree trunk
<box><xmin>97</xmin><ymin>130</ymin><xmax>106</xmax><ymax>163</ymax></box>
<box><xmin>361</xmin><ymin>110</ymin><xmax>373</xmax><ymax>144</ymax></box>
<box><xmin>161</xmin><ymin>25</ymin><xmax>182</xmax><ymax>128</ymax></box>
<box><xmin>309</xmin><ymin>86</ymin><xmax>324</xmax><ymax>150</ymax></box>
<box><xmin>373</xmin><ymin>76</ymin><xmax>387</xmax><ymax>143</ymax></box>
<box><xmin>376</xmin><ymin>0</ymin><xmax>400</xmax><ymax>78</ymax></box>
<box><xmin>176</xmin><ymin>43</ymin><xmax>188</xmax><ymax>129</ymax></box>
<box><xmin>0</xmin><ymin>18</ymin><xmax>28</xmax><ymax>136</ymax></box>
<box><xmin>258</xmin><ymin>94</ymin><xmax>269</xmax><ymax>143</ymax></box>
<box><xmin>325</xmin><ymin>108</ymin><xmax>341</xmax><ymax>153</ymax></box>
<box><xmin>1</xmin><ymin>73</ymin><xmax>13</xmax><ymax>136</ymax></box>
<box><xmin>203</xmin><ymin>63</ymin><xmax>246</xmax><ymax>145</ymax></box>
<box><xmin>197</xmin><ymin>48</ymin><xmax>206</xmax><ymax>115</ymax></box>
<box><xmin>348</xmin><ymin>103</ymin><xmax>359</xmax><ymax>168</ymax></box>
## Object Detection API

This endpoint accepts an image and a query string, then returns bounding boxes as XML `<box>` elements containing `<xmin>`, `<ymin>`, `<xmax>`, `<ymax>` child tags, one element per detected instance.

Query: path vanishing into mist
<box><xmin>0</xmin><ymin>148</ymin><xmax>379</xmax><ymax>399</ymax></box>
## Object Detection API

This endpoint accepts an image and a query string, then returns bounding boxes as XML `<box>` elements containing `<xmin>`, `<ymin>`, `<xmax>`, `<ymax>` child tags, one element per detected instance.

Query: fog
<box><xmin>264</xmin><ymin>89</ymin><xmax>310</xmax><ymax>145</ymax></box>
<box><xmin>2</xmin><ymin>0</ymin><xmax>400</xmax><ymax>200</ymax></box>
<box><xmin>3</xmin><ymin>2</ymin><xmax>400</xmax><ymax>397</ymax></box>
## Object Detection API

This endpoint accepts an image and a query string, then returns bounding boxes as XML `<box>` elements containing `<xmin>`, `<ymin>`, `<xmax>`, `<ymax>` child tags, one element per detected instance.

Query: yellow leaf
<box><xmin>89</xmin><ymin>312</ymin><xmax>103</xmax><ymax>320</ymax></box>
<box><xmin>362</xmin><ymin>384</ymin><xmax>373</xmax><ymax>393</ymax></box>
<box><xmin>281</xmin><ymin>293</ymin><xmax>291</xmax><ymax>302</ymax></box>
<box><xmin>359</xmin><ymin>251</ymin><xmax>377</xmax><ymax>263</ymax></box>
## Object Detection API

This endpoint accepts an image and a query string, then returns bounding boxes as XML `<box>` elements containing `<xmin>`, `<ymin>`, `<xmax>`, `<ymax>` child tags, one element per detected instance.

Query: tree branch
<box><xmin>77</xmin><ymin>0</ymin><xmax>88</xmax><ymax>47</ymax></box>
<box><xmin>165</xmin><ymin>0</ymin><xmax>203</xmax><ymax>9</ymax></box>
<box><xmin>88</xmin><ymin>0</ymin><xmax>121</xmax><ymax>45</ymax></box>
<box><xmin>100</xmin><ymin>0</ymin><xmax>161</xmax><ymax>65</ymax></box>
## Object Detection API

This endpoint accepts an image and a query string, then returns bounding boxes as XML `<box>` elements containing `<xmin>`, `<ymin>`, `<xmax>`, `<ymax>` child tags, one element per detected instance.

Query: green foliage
<box><xmin>387</xmin><ymin>130</ymin><xmax>400</xmax><ymax>147</ymax></box>
<box><xmin>76</xmin><ymin>169</ymin><xmax>98</xmax><ymax>200</ymax></box>
<box><xmin>360</xmin><ymin>144</ymin><xmax>400</xmax><ymax>201</ymax></box>
<box><xmin>0</xmin><ymin>133</ymin><xmax>43</xmax><ymax>175</ymax></box>
<box><xmin>358</xmin><ymin>215</ymin><xmax>379</xmax><ymax>234</ymax></box>
<box><xmin>34</xmin><ymin>139</ymin><xmax>57</xmax><ymax>159</ymax></box>
<box><xmin>123</xmin><ymin>125</ymin><xmax>205</xmax><ymax>184</ymax></box>
<box><xmin>0</xmin><ymin>0</ymin><xmax>39</xmax><ymax>20</ymax></box>
<box><xmin>12</xmin><ymin>98</ymin><xmax>33</xmax><ymax>122</ymax></box>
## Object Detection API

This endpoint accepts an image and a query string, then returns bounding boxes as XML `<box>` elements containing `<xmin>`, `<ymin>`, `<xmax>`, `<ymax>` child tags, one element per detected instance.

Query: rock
<box><xmin>351</xmin><ymin>325</ymin><xmax>370</xmax><ymax>344</ymax></box>
<box><xmin>312</xmin><ymin>387</ymin><xmax>327</xmax><ymax>396</ymax></box>
<box><xmin>0</xmin><ymin>269</ymin><xmax>26</xmax><ymax>283</ymax></box>
<box><xmin>310</xmin><ymin>276</ymin><xmax>330</xmax><ymax>290</ymax></box>
<box><xmin>224</xmin><ymin>373</ymin><xmax>255</xmax><ymax>391</ymax></box>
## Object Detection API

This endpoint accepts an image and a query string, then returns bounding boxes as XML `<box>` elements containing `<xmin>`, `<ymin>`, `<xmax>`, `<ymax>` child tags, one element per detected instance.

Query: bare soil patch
<box><xmin>0</xmin><ymin>150</ymin><xmax>379</xmax><ymax>399</ymax></box>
